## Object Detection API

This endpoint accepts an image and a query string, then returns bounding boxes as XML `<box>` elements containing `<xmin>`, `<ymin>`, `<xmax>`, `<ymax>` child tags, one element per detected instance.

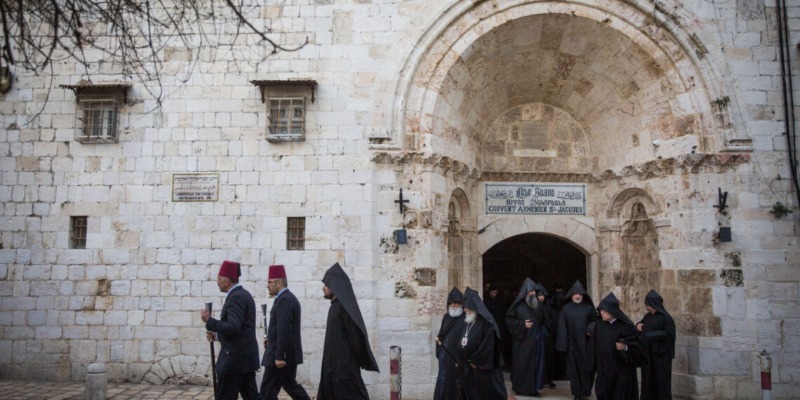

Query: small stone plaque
<box><xmin>172</xmin><ymin>173</ymin><xmax>219</xmax><ymax>202</ymax></box>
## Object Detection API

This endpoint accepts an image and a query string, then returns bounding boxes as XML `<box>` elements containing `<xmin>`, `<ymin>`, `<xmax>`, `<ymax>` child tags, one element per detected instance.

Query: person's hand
<box><xmin>636</xmin><ymin>323</ymin><xmax>644</xmax><ymax>332</ymax></box>
<box><xmin>206</xmin><ymin>331</ymin><xmax>214</xmax><ymax>342</ymax></box>
<box><xmin>201</xmin><ymin>308</ymin><xmax>210</xmax><ymax>323</ymax></box>
<box><xmin>525</xmin><ymin>320</ymin><xmax>533</xmax><ymax>329</ymax></box>
<box><xmin>275</xmin><ymin>360</ymin><xmax>286</xmax><ymax>369</ymax></box>
<box><xmin>470</xmin><ymin>363</ymin><xmax>477</xmax><ymax>369</ymax></box>
<box><xmin>615</xmin><ymin>342</ymin><xmax>626</xmax><ymax>351</ymax></box>
<box><xmin>263</xmin><ymin>338</ymin><xmax>268</xmax><ymax>347</ymax></box>
<box><xmin>434</xmin><ymin>336</ymin><xmax>442</xmax><ymax>346</ymax></box>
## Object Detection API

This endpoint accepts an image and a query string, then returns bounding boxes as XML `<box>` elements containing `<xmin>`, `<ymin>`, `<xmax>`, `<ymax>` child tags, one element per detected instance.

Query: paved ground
<box><xmin>0</xmin><ymin>378</ymin><xmax>592</xmax><ymax>399</ymax></box>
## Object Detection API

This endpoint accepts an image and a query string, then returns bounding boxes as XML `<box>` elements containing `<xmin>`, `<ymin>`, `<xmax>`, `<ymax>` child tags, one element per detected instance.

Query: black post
<box><xmin>206</xmin><ymin>302</ymin><xmax>218</xmax><ymax>396</ymax></box>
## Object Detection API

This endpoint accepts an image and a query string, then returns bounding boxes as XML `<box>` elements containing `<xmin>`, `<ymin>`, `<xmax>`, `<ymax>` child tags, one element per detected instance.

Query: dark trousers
<box><xmin>217</xmin><ymin>371</ymin><xmax>258</xmax><ymax>400</ymax></box>
<box><xmin>259</xmin><ymin>363</ymin><xmax>311</xmax><ymax>400</ymax></box>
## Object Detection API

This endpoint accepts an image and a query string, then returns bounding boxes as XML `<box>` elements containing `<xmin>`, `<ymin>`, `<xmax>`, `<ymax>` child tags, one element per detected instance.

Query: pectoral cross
<box><xmin>395</xmin><ymin>188</ymin><xmax>409</xmax><ymax>214</ymax></box>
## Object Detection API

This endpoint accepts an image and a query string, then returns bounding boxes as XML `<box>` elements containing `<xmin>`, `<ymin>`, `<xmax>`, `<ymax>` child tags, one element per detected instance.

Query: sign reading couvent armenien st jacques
<box><xmin>485</xmin><ymin>183</ymin><xmax>586</xmax><ymax>215</ymax></box>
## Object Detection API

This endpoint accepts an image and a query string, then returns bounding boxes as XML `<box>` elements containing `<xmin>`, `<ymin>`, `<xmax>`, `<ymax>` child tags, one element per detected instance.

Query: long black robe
<box><xmin>505</xmin><ymin>279</ymin><xmax>546</xmax><ymax>395</ymax></box>
<box><xmin>458</xmin><ymin>288</ymin><xmax>507</xmax><ymax>400</ymax></box>
<box><xmin>638</xmin><ymin>290</ymin><xmax>675</xmax><ymax>400</ymax></box>
<box><xmin>591</xmin><ymin>293</ymin><xmax>640</xmax><ymax>400</ymax></box>
<box><xmin>555</xmin><ymin>281</ymin><xmax>596</xmax><ymax>397</ymax></box>
<box><xmin>434</xmin><ymin>288</ymin><xmax>465</xmax><ymax>400</ymax></box>
<box><xmin>317</xmin><ymin>263</ymin><xmax>379</xmax><ymax>400</ymax></box>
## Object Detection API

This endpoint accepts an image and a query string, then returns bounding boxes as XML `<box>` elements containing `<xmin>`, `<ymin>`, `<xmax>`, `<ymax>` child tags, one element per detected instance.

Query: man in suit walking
<box><xmin>201</xmin><ymin>260</ymin><xmax>260</xmax><ymax>400</ymax></box>
<box><xmin>258</xmin><ymin>265</ymin><xmax>311</xmax><ymax>400</ymax></box>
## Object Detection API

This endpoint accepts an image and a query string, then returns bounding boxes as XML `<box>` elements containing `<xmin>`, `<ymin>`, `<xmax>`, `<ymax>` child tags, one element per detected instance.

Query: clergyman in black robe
<box><xmin>505</xmin><ymin>278</ymin><xmax>546</xmax><ymax>397</ymax></box>
<box><xmin>317</xmin><ymin>263</ymin><xmax>379</xmax><ymax>400</ymax></box>
<box><xmin>484</xmin><ymin>286</ymin><xmax>509</xmax><ymax>369</ymax></box>
<box><xmin>555</xmin><ymin>280</ymin><xmax>596</xmax><ymax>400</ymax></box>
<box><xmin>538</xmin><ymin>284</ymin><xmax>559</xmax><ymax>389</ymax></box>
<box><xmin>637</xmin><ymin>290</ymin><xmax>676</xmax><ymax>400</ymax></box>
<box><xmin>590</xmin><ymin>293</ymin><xmax>641</xmax><ymax>400</ymax></box>
<box><xmin>434</xmin><ymin>288</ymin><xmax>465</xmax><ymax>400</ymax></box>
<box><xmin>457</xmin><ymin>287</ymin><xmax>508</xmax><ymax>400</ymax></box>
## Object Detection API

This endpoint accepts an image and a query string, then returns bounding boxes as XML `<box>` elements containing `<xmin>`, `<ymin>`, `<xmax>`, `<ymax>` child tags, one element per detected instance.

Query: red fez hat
<box><xmin>268</xmin><ymin>265</ymin><xmax>287</xmax><ymax>280</ymax></box>
<box><xmin>219</xmin><ymin>261</ymin><xmax>241</xmax><ymax>280</ymax></box>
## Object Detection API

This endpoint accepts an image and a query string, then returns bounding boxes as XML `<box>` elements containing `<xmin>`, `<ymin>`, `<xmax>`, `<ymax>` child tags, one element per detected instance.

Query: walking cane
<box><xmin>206</xmin><ymin>302</ymin><xmax>218</xmax><ymax>396</ymax></box>
<box><xmin>261</xmin><ymin>303</ymin><xmax>268</xmax><ymax>358</ymax></box>
<box><xmin>437</xmin><ymin>342</ymin><xmax>459</xmax><ymax>368</ymax></box>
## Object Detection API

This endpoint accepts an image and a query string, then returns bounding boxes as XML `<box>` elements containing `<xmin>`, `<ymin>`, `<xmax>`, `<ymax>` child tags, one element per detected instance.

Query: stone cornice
<box><xmin>372</xmin><ymin>152</ymin><xmax>751</xmax><ymax>182</ymax></box>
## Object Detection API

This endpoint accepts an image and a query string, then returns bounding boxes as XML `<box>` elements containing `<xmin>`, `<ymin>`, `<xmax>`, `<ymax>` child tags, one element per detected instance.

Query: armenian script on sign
<box><xmin>172</xmin><ymin>173</ymin><xmax>220</xmax><ymax>202</ymax></box>
<box><xmin>485</xmin><ymin>183</ymin><xmax>586</xmax><ymax>215</ymax></box>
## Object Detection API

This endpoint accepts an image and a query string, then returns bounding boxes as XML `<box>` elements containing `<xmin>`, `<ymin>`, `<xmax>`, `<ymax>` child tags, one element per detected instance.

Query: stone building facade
<box><xmin>1</xmin><ymin>0</ymin><xmax>798</xmax><ymax>399</ymax></box>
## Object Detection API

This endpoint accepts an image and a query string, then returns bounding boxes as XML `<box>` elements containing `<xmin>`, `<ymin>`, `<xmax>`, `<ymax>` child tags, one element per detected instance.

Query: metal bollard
<box><xmin>759</xmin><ymin>350</ymin><xmax>772</xmax><ymax>400</ymax></box>
<box><xmin>85</xmin><ymin>362</ymin><xmax>107</xmax><ymax>400</ymax></box>
<box><xmin>390</xmin><ymin>346</ymin><xmax>402</xmax><ymax>400</ymax></box>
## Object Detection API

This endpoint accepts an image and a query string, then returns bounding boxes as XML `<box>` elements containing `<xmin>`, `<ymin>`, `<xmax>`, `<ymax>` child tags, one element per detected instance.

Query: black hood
<box><xmin>447</xmin><ymin>287</ymin><xmax>464</xmax><ymax>305</ymax></box>
<box><xmin>536</xmin><ymin>282</ymin><xmax>549</xmax><ymax>297</ymax></box>
<box><xmin>463</xmin><ymin>287</ymin><xmax>501</xmax><ymax>339</ymax></box>
<box><xmin>322</xmin><ymin>263</ymin><xmax>379</xmax><ymax>372</ymax></box>
<box><xmin>597</xmin><ymin>292</ymin><xmax>634</xmax><ymax>326</ymax></box>
<box><xmin>507</xmin><ymin>278</ymin><xmax>537</xmax><ymax>312</ymax></box>
<box><xmin>645</xmin><ymin>290</ymin><xmax>670</xmax><ymax>317</ymax></box>
<box><xmin>563</xmin><ymin>280</ymin><xmax>593</xmax><ymax>306</ymax></box>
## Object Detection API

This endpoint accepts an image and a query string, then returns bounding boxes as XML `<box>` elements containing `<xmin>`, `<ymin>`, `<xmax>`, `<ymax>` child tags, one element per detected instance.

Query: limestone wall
<box><xmin>0</xmin><ymin>0</ymin><xmax>799</xmax><ymax>398</ymax></box>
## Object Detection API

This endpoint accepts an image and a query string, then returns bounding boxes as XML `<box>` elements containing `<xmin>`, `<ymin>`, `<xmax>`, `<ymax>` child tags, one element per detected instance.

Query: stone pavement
<box><xmin>0</xmin><ymin>379</ymin><xmax>591</xmax><ymax>399</ymax></box>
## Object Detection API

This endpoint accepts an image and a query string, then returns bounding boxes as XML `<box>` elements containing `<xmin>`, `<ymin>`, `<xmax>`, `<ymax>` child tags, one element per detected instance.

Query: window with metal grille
<box><xmin>268</xmin><ymin>98</ymin><xmax>305</xmax><ymax>141</ymax></box>
<box><xmin>77</xmin><ymin>95</ymin><xmax>120</xmax><ymax>143</ymax></box>
<box><xmin>287</xmin><ymin>217</ymin><xmax>306</xmax><ymax>250</ymax></box>
<box><xmin>70</xmin><ymin>216</ymin><xmax>87</xmax><ymax>249</ymax></box>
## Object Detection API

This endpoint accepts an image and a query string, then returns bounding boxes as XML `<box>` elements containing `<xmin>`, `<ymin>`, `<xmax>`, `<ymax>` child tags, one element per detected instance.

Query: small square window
<box><xmin>61</xmin><ymin>83</ymin><xmax>130</xmax><ymax>144</ymax></box>
<box><xmin>70</xmin><ymin>216</ymin><xmax>87</xmax><ymax>249</ymax></box>
<box><xmin>287</xmin><ymin>217</ymin><xmax>305</xmax><ymax>250</ymax></box>
<box><xmin>268</xmin><ymin>97</ymin><xmax>306</xmax><ymax>142</ymax></box>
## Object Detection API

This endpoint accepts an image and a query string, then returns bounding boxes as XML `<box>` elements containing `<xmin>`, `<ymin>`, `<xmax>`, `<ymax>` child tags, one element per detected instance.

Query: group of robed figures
<box><xmin>200</xmin><ymin>261</ymin><xmax>379</xmax><ymax>400</ymax></box>
<box><xmin>434</xmin><ymin>279</ymin><xmax>676</xmax><ymax>400</ymax></box>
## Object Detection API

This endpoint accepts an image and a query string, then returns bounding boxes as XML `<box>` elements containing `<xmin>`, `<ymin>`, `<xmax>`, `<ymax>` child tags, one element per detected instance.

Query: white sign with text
<box><xmin>485</xmin><ymin>183</ymin><xmax>586</xmax><ymax>215</ymax></box>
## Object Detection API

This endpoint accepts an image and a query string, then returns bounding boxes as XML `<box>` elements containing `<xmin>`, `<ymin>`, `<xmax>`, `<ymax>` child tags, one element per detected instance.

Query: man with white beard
<box><xmin>434</xmin><ymin>288</ymin><xmax>465</xmax><ymax>400</ymax></box>
<box><xmin>505</xmin><ymin>278</ymin><xmax>546</xmax><ymax>397</ymax></box>
<box><xmin>457</xmin><ymin>288</ymin><xmax>508</xmax><ymax>400</ymax></box>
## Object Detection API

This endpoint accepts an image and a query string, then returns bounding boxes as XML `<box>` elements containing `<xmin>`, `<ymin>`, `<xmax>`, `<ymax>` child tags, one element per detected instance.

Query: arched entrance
<box><xmin>482</xmin><ymin>233</ymin><xmax>587</xmax><ymax>302</ymax></box>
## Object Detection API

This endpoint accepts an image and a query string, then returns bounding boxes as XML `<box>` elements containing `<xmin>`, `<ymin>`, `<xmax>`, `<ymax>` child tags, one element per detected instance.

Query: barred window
<box><xmin>287</xmin><ymin>217</ymin><xmax>305</xmax><ymax>250</ymax></box>
<box><xmin>78</xmin><ymin>95</ymin><xmax>120</xmax><ymax>142</ymax></box>
<box><xmin>268</xmin><ymin>98</ymin><xmax>305</xmax><ymax>141</ymax></box>
<box><xmin>60</xmin><ymin>83</ymin><xmax>130</xmax><ymax>144</ymax></box>
<box><xmin>70</xmin><ymin>216</ymin><xmax>87</xmax><ymax>249</ymax></box>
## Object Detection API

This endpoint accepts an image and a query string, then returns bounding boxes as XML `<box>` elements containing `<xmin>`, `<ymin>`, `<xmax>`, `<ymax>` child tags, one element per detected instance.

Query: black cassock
<box><xmin>318</xmin><ymin>300</ymin><xmax>371</xmax><ymax>399</ymax></box>
<box><xmin>591</xmin><ymin>293</ymin><xmax>641</xmax><ymax>400</ymax></box>
<box><xmin>638</xmin><ymin>290</ymin><xmax>676</xmax><ymax>400</ymax></box>
<box><xmin>556</xmin><ymin>282</ymin><xmax>596</xmax><ymax>398</ymax></box>
<box><xmin>434</xmin><ymin>296</ymin><xmax>465</xmax><ymax>400</ymax></box>
<box><xmin>457</xmin><ymin>316</ymin><xmax>507</xmax><ymax>400</ymax></box>
<box><xmin>505</xmin><ymin>281</ymin><xmax>546</xmax><ymax>395</ymax></box>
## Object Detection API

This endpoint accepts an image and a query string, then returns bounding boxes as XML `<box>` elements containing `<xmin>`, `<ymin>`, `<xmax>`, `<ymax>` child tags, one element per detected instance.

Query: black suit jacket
<box><xmin>262</xmin><ymin>289</ymin><xmax>304</xmax><ymax>367</ymax></box>
<box><xmin>206</xmin><ymin>285</ymin><xmax>260</xmax><ymax>375</ymax></box>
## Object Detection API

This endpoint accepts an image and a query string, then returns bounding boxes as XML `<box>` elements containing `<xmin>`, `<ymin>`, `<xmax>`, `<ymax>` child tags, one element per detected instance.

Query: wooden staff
<box><xmin>206</xmin><ymin>302</ymin><xmax>218</xmax><ymax>396</ymax></box>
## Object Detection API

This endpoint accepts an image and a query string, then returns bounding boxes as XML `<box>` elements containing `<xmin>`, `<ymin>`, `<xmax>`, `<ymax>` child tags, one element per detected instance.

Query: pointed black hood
<box><xmin>447</xmin><ymin>287</ymin><xmax>464</xmax><ymax>305</ymax></box>
<box><xmin>322</xmin><ymin>263</ymin><xmax>379</xmax><ymax>372</ymax></box>
<box><xmin>507</xmin><ymin>278</ymin><xmax>537</xmax><ymax>312</ymax></box>
<box><xmin>597</xmin><ymin>292</ymin><xmax>634</xmax><ymax>326</ymax></box>
<box><xmin>563</xmin><ymin>280</ymin><xmax>593</xmax><ymax>306</ymax></box>
<box><xmin>463</xmin><ymin>287</ymin><xmax>501</xmax><ymax>339</ymax></box>
<box><xmin>644</xmin><ymin>290</ymin><xmax>670</xmax><ymax>318</ymax></box>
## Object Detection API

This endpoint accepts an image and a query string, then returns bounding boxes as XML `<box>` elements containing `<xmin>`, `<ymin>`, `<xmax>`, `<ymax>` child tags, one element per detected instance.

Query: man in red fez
<box><xmin>201</xmin><ymin>261</ymin><xmax>260</xmax><ymax>400</ymax></box>
<box><xmin>258</xmin><ymin>265</ymin><xmax>310</xmax><ymax>400</ymax></box>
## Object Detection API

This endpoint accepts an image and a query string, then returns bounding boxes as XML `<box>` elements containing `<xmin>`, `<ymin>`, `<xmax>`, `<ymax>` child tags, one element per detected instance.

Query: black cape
<box><xmin>434</xmin><ymin>288</ymin><xmax>465</xmax><ymax>400</ymax></box>
<box><xmin>457</xmin><ymin>288</ymin><xmax>507</xmax><ymax>400</ymax></box>
<box><xmin>505</xmin><ymin>278</ymin><xmax>546</xmax><ymax>394</ymax></box>
<box><xmin>638</xmin><ymin>290</ymin><xmax>676</xmax><ymax>400</ymax></box>
<box><xmin>591</xmin><ymin>293</ymin><xmax>641</xmax><ymax>400</ymax></box>
<box><xmin>317</xmin><ymin>263</ymin><xmax>379</xmax><ymax>400</ymax></box>
<box><xmin>555</xmin><ymin>280</ymin><xmax>596</xmax><ymax>397</ymax></box>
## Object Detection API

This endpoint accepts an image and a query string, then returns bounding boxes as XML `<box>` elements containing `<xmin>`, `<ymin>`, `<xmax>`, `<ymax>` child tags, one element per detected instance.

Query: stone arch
<box><xmin>382</xmin><ymin>0</ymin><xmax>739</xmax><ymax>160</ymax></box>
<box><xmin>608</xmin><ymin>187</ymin><xmax>660</xmax><ymax>220</ymax></box>
<box><xmin>477</xmin><ymin>216</ymin><xmax>598</xmax><ymax>296</ymax></box>
<box><xmin>446</xmin><ymin>188</ymin><xmax>474</xmax><ymax>290</ymax></box>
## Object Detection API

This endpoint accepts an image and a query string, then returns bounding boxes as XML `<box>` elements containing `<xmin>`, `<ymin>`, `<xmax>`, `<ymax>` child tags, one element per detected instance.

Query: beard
<box><xmin>324</xmin><ymin>292</ymin><xmax>334</xmax><ymax>300</ymax></box>
<box><xmin>448</xmin><ymin>306</ymin><xmax>463</xmax><ymax>318</ymax></box>
<box><xmin>526</xmin><ymin>294</ymin><xmax>539</xmax><ymax>309</ymax></box>
<box><xmin>464</xmin><ymin>311</ymin><xmax>477</xmax><ymax>323</ymax></box>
